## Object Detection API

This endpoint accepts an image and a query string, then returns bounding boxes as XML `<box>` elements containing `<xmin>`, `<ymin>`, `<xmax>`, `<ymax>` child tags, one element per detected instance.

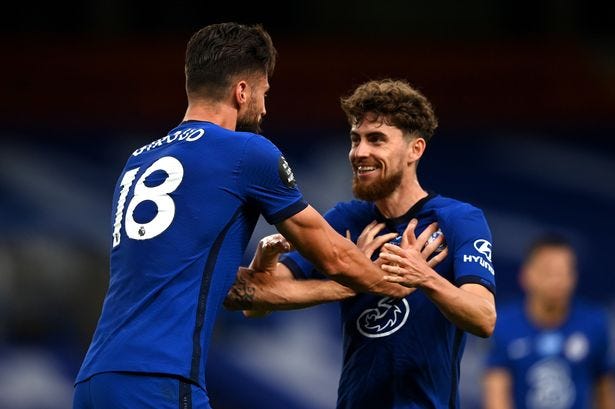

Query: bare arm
<box><xmin>223</xmin><ymin>232</ymin><xmax>355</xmax><ymax>314</ymax></box>
<box><xmin>483</xmin><ymin>368</ymin><xmax>514</xmax><ymax>409</ymax></box>
<box><xmin>380</xmin><ymin>241</ymin><xmax>496</xmax><ymax>337</ymax></box>
<box><xmin>224</xmin><ymin>264</ymin><xmax>355</xmax><ymax>311</ymax></box>
<box><xmin>595</xmin><ymin>374</ymin><xmax>615</xmax><ymax>409</ymax></box>
<box><xmin>275</xmin><ymin>205</ymin><xmax>411</xmax><ymax>297</ymax></box>
<box><xmin>225</xmin><ymin>213</ymin><xmax>446</xmax><ymax>315</ymax></box>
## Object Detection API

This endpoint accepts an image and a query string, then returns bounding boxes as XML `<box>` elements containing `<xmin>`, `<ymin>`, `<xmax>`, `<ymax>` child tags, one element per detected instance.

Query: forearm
<box><xmin>250</xmin><ymin>279</ymin><xmax>355</xmax><ymax>310</ymax></box>
<box><xmin>224</xmin><ymin>267</ymin><xmax>355</xmax><ymax>311</ymax></box>
<box><xmin>277</xmin><ymin>207</ymin><xmax>405</xmax><ymax>297</ymax></box>
<box><xmin>420</xmin><ymin>274</ymin><xmax>496</xmax><ymax>337</ymax></box>
<box><xmin>315</xmin><ymin>238</ymin><xmax>398</xmax><ymax>296</ymax></box>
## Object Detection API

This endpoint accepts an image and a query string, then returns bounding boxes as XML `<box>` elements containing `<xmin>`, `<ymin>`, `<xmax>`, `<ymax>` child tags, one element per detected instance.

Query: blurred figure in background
<box><xmin>483</xmin><ymin>234</ymin><xmax>615</xmax><ymax>409</ymax></box>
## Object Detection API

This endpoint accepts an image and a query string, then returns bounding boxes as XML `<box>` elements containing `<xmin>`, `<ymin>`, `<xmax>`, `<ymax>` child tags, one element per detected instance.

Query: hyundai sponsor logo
<box><xmin>473</xmin><ymin>239</ymin><xmax>492</xmax><ymax>262</ymax></box>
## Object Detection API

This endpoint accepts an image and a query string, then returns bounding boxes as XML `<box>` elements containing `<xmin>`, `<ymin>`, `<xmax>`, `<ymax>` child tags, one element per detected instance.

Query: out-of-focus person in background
<box><xmin>72</xmin><ymin>22</ymin><xmax>416</xmax><ymax>409</ymax></box>
<box><xmin>483</xmin><ymin>233</ymin><xmax>615</xmax><ymax>409</ymax></box>
<box><xmin>225</xmin><ymin>79</ymin><xmax>497</xmax><ymax>409</ymax></box>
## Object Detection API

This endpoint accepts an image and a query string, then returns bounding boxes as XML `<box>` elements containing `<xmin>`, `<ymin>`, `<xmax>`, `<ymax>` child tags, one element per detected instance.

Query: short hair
<box><xmin>524</xmin><ymin>233</ymin><xmax>574</xmax><ymax>261</ymax></box>
<box><xmin>185</xmin><ymin>22</ymin><xmax>277</xmax><ymax>101</ymax></box>
<box><xmin>340</xmin><ymin>79</ymin><xmax>438</xmax><ymax>142</ymax></box>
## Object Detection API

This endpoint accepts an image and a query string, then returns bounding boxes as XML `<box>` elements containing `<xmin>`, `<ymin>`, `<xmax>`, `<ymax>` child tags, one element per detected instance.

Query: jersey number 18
<box><xmin>112</xmin><ymin>156</ymin><xmax>184</xmax><ymax>247</ymax></box>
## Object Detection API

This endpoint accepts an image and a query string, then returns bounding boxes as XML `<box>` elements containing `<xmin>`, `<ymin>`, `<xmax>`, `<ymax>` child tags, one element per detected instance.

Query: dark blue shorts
<box><xmin>73</xmin><ymin>372</ymin><xmax>210</xmax><ymax>409</ymax></box>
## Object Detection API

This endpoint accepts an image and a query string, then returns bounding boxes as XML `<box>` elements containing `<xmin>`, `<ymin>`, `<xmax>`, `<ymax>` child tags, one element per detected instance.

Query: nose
<box><xmin>351</xmin><ymin>139</ymin><xmax>369</xmax><ymax>159</ymax></box>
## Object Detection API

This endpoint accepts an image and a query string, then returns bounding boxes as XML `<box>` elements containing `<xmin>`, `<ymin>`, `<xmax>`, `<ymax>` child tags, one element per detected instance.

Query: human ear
<box><xmin>407</xmin><ymin>137</ymin><xmax>426</xmax><ymax>163</ymax></box>
<box><xmin>234</xmin><ymin>80</ymin><xmax>249</xmax><ymax>105</ymax></box>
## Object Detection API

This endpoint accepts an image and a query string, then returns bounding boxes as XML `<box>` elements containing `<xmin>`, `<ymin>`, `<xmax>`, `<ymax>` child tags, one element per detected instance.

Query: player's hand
<box><xmin>249</xmin><ymin>233</ymin><xmax>292</xmax><ymax>273</ymax></box>
<box><xmin>347</xmin><ymin>221</ymin><xmax>397</xmax><ymax>263</ymax></box>
<box><xmin>379</xmin><ymin>219</ymin><xmax>449</xmax><ymax>288</ymax></box>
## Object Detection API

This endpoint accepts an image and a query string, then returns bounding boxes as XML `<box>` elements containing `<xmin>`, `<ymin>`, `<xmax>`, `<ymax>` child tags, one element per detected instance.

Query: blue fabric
<box><xmin>76</xmin><ymin>121</ymin><xmax>306</xmax><ymax>397</ymax></box>
<box><xmin>281</xmin><ymin>193</ymin><xmax>496</xmax><ymax>408</ymax></box>
<box><xmin>73</xmin><ymin>372</ymin><xmax>209</xmax><ymax>409</ymax></box>
<box><xmin>485</xmin><ymin>300</ymin><xmax>613</xmax><ymax>409</ymax></box>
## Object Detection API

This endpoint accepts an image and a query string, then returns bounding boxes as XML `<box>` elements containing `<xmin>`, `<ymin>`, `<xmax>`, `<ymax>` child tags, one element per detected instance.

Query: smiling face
<box><xmin>348</xmin><ymin>114</ymin><xmax>413</xmax><ymax>201</ymax></box>
<box><xmin>236</xmin><ymin>74</ymin><xmax>269</xmax><ymax>134</ymax></box>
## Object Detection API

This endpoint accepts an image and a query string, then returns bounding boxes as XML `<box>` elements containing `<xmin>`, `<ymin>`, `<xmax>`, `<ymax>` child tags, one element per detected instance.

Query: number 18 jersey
<box><xmin>75</xmin><ymin>120</ymin><xmax>307</xmax><ymax>389</ymax></box>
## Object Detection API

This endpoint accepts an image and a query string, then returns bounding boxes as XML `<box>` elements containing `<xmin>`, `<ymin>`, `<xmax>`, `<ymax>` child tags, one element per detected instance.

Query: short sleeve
<box><xmin>239</xmin><ymin>135</ymin><xmax>307</xmax><ymax>224</ymax></box>
<box><xmin>444</xmin><ymin>204</ymin><xmax>496</xmax><ymax>294</ymax></box>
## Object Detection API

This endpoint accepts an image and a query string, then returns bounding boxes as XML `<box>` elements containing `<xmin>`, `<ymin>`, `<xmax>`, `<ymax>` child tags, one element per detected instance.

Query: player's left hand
<box><xmin>379</xmin><ymin>220</ymin><xmax>449</xmax><ymax>287</ymax></box>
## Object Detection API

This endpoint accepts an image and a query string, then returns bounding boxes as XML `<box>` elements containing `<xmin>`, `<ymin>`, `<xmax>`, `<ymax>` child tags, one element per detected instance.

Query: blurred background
<box><xmin>1</xmin><ymin>1</ymin><xmax>614</xmax><ymax>408</ymax></box>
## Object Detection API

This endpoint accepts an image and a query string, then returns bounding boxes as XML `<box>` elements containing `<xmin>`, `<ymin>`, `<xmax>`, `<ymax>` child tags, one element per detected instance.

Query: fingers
<box><xmin>367</xmin><ymin>232</ymin><xmax>398</xmax><ymax>252</ymax></box>
<box><xmin>427</xmin><ymin>247</ymin><xmax>448</xmax><ymax>268</ymax></box>
<box><xmin>400</xmin><ymin>218</ymin><xmax>418</xmax><ymax>248</ymax></box>
<box><xmin>355</xmin><ymin>221</ymin><xmax>398</xmax><ymax>259</ymax></box>
<box><xmin>415</xmin><ymin>222</ymin><xmax>439</xmax><ymax>250</ymax></box>
<box><xmin>381</xmin><ymin>263</ymin><xmax>402</xmax><ymax>274</ymax></box>
<box><xmin>381</xmin><ymin>243</ymin><xmax>404</xmax><ymax>257</ymax></box>
<box><xmin>421</xmin><ymin>230</ymin><xmax>444</xmax><ymax>258</ymax></box>
<box><xmin>382</xmin><ymin>274</ymin><xmax>405</xmax><ymax>283</ymax></box>
<box><xmin>381</xmin><ymin>264</ymin><xmax>414</xmax><ymax>289</ymax></box>
<box><xmin>260</xmin><ymin>234</ymin><xmax>291</xmax><ymax>254</ymax></box>
<box><xmin>357</xmin><ymin>221</ymin><xmax>387</xmax><ymax>245</ymax></box>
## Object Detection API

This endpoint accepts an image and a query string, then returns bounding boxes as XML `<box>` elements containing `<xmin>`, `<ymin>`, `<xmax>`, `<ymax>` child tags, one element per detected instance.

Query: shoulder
<box><xmin>428</xmin><ymin>194</ymin><xmax>485</xmax><ymax>218</ymax></box>
<box><xmin>322</xmin><ymin>200</ymin><xmax>375</xmax><ymax>231</ymax></box>
<box><xmin>204</xmin><ymin>127</ymin><xmax>281</xmax><ymax>154</ymax></box>
<box><xmin>330</xmin><ymin>199</ymin><xmax>372</xmax><ymax>213</ymax></box>
<box><xmin>427</xmin><ymin>195</ymin><xmax>491</xmax><ymax>243</ymax></box>
<box><xmin>326</xmin><ymin>199</ymin><xmax>374</xmax><ymax>220</ymax></box>
<box><xmin>237</xmin><ymin>132</ymin><xmax>278</xmax><ymax>150</ymax></box>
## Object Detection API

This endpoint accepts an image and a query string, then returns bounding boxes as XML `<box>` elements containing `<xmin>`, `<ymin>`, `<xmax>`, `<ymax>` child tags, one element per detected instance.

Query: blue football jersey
<box><xmin>76</xmin><ymin>121</ymin><xmax>307</xmax><ymax>389</ymax></box>
<box><xmin>485</xmin><ymin>300</ymin><xmax>614</xmax><ymax>409</ymax></box>
<box><xmin>281</xmin><ymin>193</ymin><xmax>496</xmax><ymax>409</ymax></box>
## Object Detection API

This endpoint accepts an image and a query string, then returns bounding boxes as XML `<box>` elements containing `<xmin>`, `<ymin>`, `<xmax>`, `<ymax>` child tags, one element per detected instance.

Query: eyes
<box><xmin>350</xmin><ymin>133</ymin><xmax>387</xmax><ymax>146</ymax></box>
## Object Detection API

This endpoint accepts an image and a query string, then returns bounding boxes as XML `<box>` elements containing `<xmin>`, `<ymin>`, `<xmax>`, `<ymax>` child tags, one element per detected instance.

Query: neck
<box><xmin>375</xmin><ymin>178</ymin><xmax>428</xmax><ymax>218</ymax></box>
<box><xmin>183</xmin><ymin>98</ymin><xmax>238</xmax><ymax>131</ymax></box>
<box><xmin>526</xmin><ymin>297</ymin><xmax>570</xmax><ymax>328</ymax></box>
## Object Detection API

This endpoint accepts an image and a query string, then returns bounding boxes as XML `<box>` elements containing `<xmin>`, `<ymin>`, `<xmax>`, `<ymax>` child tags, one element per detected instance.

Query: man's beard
<box><xmin>352</xmin><ymin>169</ymin><xmax>403</xmax><ymax>201</ymax></box>
<box><xmin>236</xmin><ymin>116</ymin><xmax>262</xmax><ymax>134</ymax></box>
<box><xmin>236</xmin><ymin>102</ymin><xmax>262</xmax><ymax>134</ymax></box>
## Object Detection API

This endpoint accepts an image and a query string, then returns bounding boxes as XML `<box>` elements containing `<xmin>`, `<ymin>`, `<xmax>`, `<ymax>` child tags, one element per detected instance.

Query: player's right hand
<box><xmin>348</xmin><ymin>221</ymin><xmax>398</xmax><ymax>263</ymax></box>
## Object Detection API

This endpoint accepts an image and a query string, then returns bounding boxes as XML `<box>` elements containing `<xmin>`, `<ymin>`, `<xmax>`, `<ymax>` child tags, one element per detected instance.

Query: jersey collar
<box><xmin>374</xmin><ymin>191</ymin><xmax>437</xmax><ymax>229</ymax></box>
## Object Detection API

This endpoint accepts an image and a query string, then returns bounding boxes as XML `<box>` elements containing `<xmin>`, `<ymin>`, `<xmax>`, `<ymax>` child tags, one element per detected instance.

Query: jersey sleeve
<box><xmin>238</xmin><ymin>135</ymin><xmax>307</xmax><ymax>224</ymax></box>
<box><xmin>443</xmin><ymin>204</ymin><xmax>496</xmax><ymax>294</ymax></box>
<box><xmin>280</xmin><ymin>205</ymin><xmax>347</xmax><ymax>280</ymax></box>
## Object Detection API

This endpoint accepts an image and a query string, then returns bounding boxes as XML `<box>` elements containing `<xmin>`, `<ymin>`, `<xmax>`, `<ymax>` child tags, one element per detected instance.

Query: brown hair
<box><xmin>185</xmin><ymin>22</ymin><xmax>277</xmax><ymax>101</ymax></box>
<box><xmin>340</xmin><ymin>79</ymin><xmax>438</xmax><ymax>142</ymax></box>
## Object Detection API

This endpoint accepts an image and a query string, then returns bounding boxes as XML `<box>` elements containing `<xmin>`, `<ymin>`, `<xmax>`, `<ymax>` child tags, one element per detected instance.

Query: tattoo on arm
<box><xmin>225</xmin><ymin>274</ymin><xmax>256</xmax><ymax>309</ymax></box>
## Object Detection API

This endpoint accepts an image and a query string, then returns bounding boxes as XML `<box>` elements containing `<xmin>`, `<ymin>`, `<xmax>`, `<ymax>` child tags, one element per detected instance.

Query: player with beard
<box><xmin>73</xmin><ymin>25</ymin><xmax>422</xmax><ymax>409</ymax></box>
<box><xmin>225</xmin><ymin>79</ymin><xmax>497</xmax><ymax>409</ymax></box>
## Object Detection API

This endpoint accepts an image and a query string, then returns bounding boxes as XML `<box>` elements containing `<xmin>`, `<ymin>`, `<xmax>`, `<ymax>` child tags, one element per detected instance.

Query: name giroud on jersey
<box><xmin>132</xmin><ymin>128</ymin><xmax>205</xmax><ymax>156</ymax></box>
